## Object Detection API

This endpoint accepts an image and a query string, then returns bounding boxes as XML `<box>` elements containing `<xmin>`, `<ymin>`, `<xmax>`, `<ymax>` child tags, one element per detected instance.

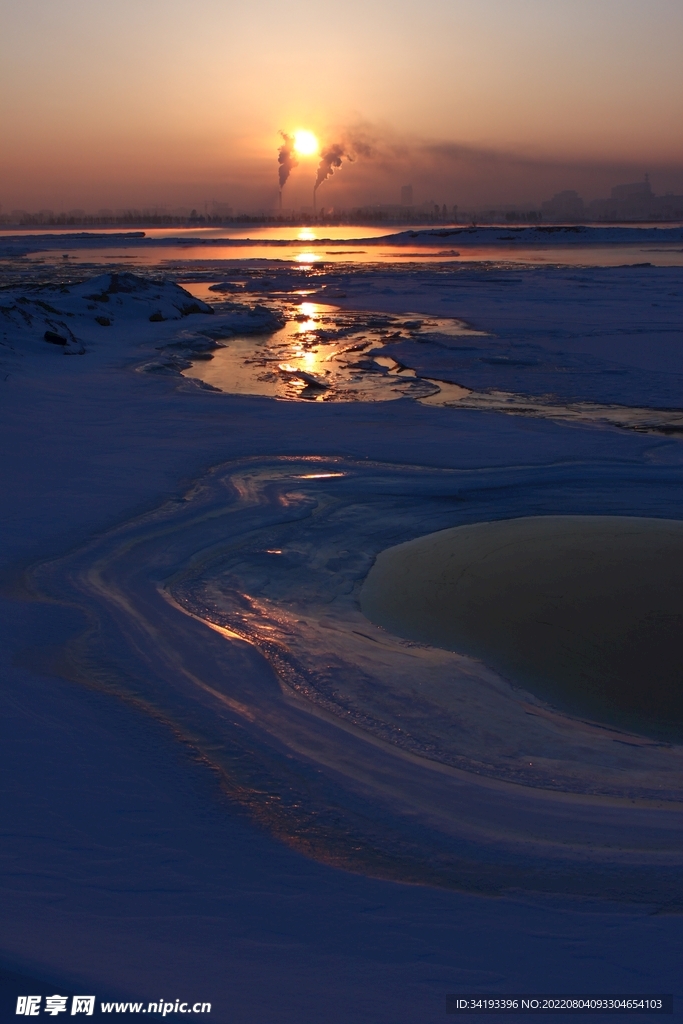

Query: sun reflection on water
<box><xmin>181</xmin><ymin>300</ymin><xmax>470</xmax><ymax>404</ymax></box>
<box><xmin>295</xmin><ymin>300</ymin><xmax>322</xmax><ymax>334</ymax></box>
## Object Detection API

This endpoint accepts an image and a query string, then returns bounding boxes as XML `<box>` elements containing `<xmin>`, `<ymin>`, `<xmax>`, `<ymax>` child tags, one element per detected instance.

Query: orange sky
<box><xmin>1</xmin><ymin>0</ymin><xmax>682</xmax><ymax>212</ymax></box>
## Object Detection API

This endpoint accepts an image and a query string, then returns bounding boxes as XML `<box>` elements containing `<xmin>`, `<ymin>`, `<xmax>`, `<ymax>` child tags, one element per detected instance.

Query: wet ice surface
<box><xmin>182</xmin><ymin>296</ymin><xmax>480</xmax><ymax>402</ymax></box>
<box><xmin>168</xmin><ymin>459</ymin><xmax>683</xmax><ymax>793</ymax></box>
<box><xmin>4</xmin><ymin>223</ymin><xmax>683</xmax><ymax>269</ymax></box>
<box><xmin>5</xmin><ymin>251</ymin><xmax>679</xmax><ymax>435</ymax></box>
<box><xmin>178</xmin><ymin>263</ymin><xmax>683</xmax><ymax>435</ymax></box>
<box><xmin>4</xmin><ymin>231</ymin><xmax>683</xmax><ymax>1012</ymax></box>
<box><xmin>4</xmin><ymin>242</ymin><xmax>683</xmax><ymax>896</ymax></box>
<box><xmin>37</xmin><ymin>452</ymin><xmax>683</xmax><ymax>902</ymax></box>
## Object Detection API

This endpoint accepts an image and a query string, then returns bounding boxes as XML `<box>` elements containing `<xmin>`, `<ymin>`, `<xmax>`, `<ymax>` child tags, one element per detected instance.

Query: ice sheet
<box><xmin>2</xmin><ymin>242</ymin><xmax>683</xmax><ymax>1016</ymax></box>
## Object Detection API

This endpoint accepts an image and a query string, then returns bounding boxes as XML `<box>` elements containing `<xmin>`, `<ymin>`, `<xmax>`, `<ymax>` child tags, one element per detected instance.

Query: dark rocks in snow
<box><xmin>2</xmin><ymin>272</ymin><xmax>282</xmax><ymax>368</ymax></box>
<box><xmin>44</xmin><ymin>330</ymin><xmax>68</xmax><ymax>346</ymax></box>
<box><xmin>178</xmin><ymin>302</ymin><xmax>208</xmax><ymax>316</ymax></box>
<box><xmin>43</xmin><ymin>321</ymin><xmax>85</xmax><ymax>354</ymax></box>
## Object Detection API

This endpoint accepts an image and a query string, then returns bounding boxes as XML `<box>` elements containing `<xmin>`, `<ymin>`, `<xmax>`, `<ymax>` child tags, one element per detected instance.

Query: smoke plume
<box><xmin>312</xmin><ymin>132</ymin><xmax>377</xmax><ymax>194</ymax></box>
<box><xmin>278</xmin><ymin>131</ymin><xmax>298</xmax><ymax>190</ymax></box>
<box><xmin>314</xmin><ymin>143</ymin><xmax>347</xmax><ymax>193</ymax></box>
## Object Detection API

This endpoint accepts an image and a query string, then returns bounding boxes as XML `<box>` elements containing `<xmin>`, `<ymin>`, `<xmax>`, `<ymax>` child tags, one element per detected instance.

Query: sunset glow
<box><xmin>293</xmin><ymin>130</ymin><xmax>319</xmax><ymax>157</ymax></box>
<box><xmin>1</xmin><ymin>1</ymin><xmax>682</xmax><ymax>216</ymax></box>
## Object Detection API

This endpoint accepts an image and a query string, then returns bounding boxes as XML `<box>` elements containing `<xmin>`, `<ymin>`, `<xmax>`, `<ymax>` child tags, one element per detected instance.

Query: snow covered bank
<box><xmin>0</xmin><ymin>272</ymin><xmax>286</xmax><ymax>383</ymax></box>
<box><xmin>373</xmin><ymin>224</ymin><xmax>683</xmax><ymax>247</ymax></box>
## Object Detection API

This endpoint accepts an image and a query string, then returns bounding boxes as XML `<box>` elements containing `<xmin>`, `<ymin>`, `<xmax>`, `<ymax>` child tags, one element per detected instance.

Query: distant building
<box><xmin>541</xmin><ymin>190</ymin><xmax>585</xmax><ymax>220</ymax></box>
<box><xmin>400</xmin><ymin>185</ymin><xmax>413</xmax><ymax>207</ymax></box>
<box><xmin>610</xmin><ymin>175</ymin><xmax>653</xmax><ymax>202</ymax></box>
<box><xmin>541</xmin><ymin>176</ymin><xmax>683</xmax><ymax>222</ymax></box>
<box><xmin>587</xmin><ymin>174</ymin><xmax>683</xmax><ymax>221</ymax></box>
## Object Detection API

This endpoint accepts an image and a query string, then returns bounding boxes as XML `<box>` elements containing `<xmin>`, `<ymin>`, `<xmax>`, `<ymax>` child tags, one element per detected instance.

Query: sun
<box><xmin>293</xmin><ymin>130</ymin><xmax>319</xmax><ymax>157</ymax></box>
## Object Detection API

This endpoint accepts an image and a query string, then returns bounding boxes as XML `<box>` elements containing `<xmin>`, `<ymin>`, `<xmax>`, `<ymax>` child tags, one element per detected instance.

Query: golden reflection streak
<box><xmin>158</xmin><ymin>590</ymin><xmax>256</xmax><ymax>721</ymax></box>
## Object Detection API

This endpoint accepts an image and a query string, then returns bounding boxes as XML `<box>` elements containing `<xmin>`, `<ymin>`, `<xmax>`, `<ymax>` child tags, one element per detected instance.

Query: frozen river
<box><xmin>3</xmin><ymin>221</ymin><xmax>683</xmax><ymax>269</ymax></box>
<box><xmin>1</xmin><ymin>227</ymin><xmax>683</xmax><ymax>1018</ymax></box>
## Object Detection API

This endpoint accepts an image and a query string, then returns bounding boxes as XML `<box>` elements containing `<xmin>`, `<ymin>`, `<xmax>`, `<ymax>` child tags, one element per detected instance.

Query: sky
<box><xmin>1</xmin><ymin>0</ymin><xmax>683</xmax><ymax>213</ymax></box>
